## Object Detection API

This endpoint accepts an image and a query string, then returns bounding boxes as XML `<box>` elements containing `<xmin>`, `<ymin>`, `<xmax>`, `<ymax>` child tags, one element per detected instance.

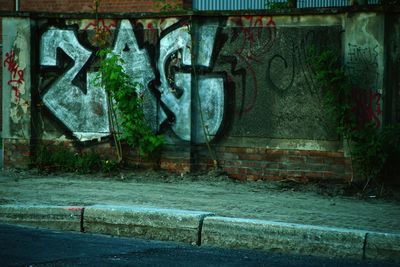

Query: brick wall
<box><xmin>191</xmin><ymin>145</ymin><xmax>351</xmax><ymax>182</ymax></box>
<box><xmin>15</xmin><ymin>139</ymin><xmax>191</xmax><ymax>174</ymax></box>
<box><xmin>18</xmin><ymin>0</ymin><xmax>190</xmax><ymax>12</ymax></box>
<box><xmin>0</xmin><ymin>0</ymin><xmax>14</xmax><ymax>11</ymax></box>
<box><xmin>3</xmin><ymin>139</ymin><xmax>31</xmax><ymax>168</ymax></box>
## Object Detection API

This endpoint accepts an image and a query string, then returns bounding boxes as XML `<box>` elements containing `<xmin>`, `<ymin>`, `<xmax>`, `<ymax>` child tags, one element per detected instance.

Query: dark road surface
<box><xmin>0</xmin><ymin>224</ymin><xmax>399</xmax><ymax>267</ymax></box>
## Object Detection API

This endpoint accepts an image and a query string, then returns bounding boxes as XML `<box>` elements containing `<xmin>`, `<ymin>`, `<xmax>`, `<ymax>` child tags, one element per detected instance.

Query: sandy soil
<box><xmin>0</xmin><ymin>169</ymin><xmax>399</xmax><ymax>234</ymax></box>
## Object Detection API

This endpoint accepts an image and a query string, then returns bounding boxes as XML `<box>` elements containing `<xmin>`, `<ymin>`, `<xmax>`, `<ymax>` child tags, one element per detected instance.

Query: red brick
<box><xmin>19</xmin><ymin>0</ymin><xmax>187</xmax><ymax>12</ymax></box>
<box><xmin>287</xmin><ymin>156</ymin><xmax>306</xmax><ymax>163</ymax></box>
<box><xmin>222</xmin><ymin>167</ymin><xmax>238</xmax><ymax>175</ymax></box>
<box><xmin>265</xmin><ymin>149</ymin><xmax>290</xmax><ymax>156</ymax></box>
<box><xmin>224</xmin><ymin>146</ymin><xmax>247</xmax><ymax>154</ymax></box>
<box><xmin>279</xmin><ymin>170</ymin><xmax>304</xmax><ymax>178</ymax></box>
<box><xmin>238</xmin><ymin>153</ymin><xmax>264</xmax><ymax>161</ymax></box>
<box><xmin>219</xmin><ymin>152</ymin><xmax>239</xmax><ymax>160</ymax></box>
<box><xmin>304</xmin><ymin>171</ymin><xmax>325</xmax><ymax>179</ymax></box>
<box><xmin>264</xmin><ymin>155</ymin><xmax>285</xmax><ymax>162</ymax></box>
<box><xmin>222</xmin><ymin>160</ymin><xmax>242</xmax><ymax>167</ymax></box>
<box><xmin>0</xmin><ymin>0</ymin><xmax>14</xmax><ymax>11</ymax></box>
<box><xmin>242</xmin><ymin>161</ymin><xmax>262</xmax><ymax>168</ymax></box>
<box><xmin>306</xmin><ymin>156</ymin><xmax>325</xmax><ymax>164</ymax></box>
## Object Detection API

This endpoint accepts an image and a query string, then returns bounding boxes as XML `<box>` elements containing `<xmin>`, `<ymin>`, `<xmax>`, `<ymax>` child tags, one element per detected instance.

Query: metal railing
<box><xmin>193</xmin><ymin>0</ymin><xmax>380</xmax><ymax>10</ymax></box>
<box><xmin>193</xmin><ymin>0</ymin><xmax>266</xmax><ymax>10</ymax></box>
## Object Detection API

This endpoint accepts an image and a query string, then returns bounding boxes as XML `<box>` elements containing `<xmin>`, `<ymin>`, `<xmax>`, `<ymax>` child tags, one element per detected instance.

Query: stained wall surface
<box><xmin>1</xmin><ymin>10</ymin><xmax>396</xmax><ymax>181</ymax></box>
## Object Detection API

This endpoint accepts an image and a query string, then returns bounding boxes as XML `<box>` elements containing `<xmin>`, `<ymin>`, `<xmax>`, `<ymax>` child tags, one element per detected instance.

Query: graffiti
<box><xmin>4</xmin><ymin>50</ymin><xmax>25</xmax><ymax>102</ymax></box>
<box><xmin>112</xmin><ymin>20</ymin><xmax>157</xmax><ymax>132</ymax></box>
<box><xmin>227</xmin><ymin>16</ymin><xmax>277</xmax><ymax>114</ymax></box>
<box><xmin>82</xmin><ymin>18</ymin><xmax>117</xmax><ymax>34</ymax></box>
<box><xmin>4</xmin><ymin>35</ymin><xmax>30</xmax><ymax>128</ymax></box>
<box><xmin>39</xmin><ymin>19</ymin><xmax>225</xmax><ymax>143</ymax></box>
<box><xmin>40</xmin><ymin>29</ymin><xmax>109</xmax><ymax>140</ymax></box>
<box><xmin>347</xmin><ymin>44</ymin><xmax>380</xmax><ymax>90</ymax></box>
<box><xmin>346</xmin><ymin>43</ymin><xmax>382</xmax><ymax>128</ymax></box>
<box><xmin>266</xmin><ymin>52</ymin><xmax>295</xmax><ymax>94</ymax></box>
<box><xmin>157</xmin><ymin>24</ymin><xmax>192</xmax><ymax>140</ymax></box>
<box><xmin>352</xmin><ymin>88</ymin><xmax>382</xmax><ymax>129</ymax></box>
<box><xmin>228</xmin><ymin>16</ymin><xmax>276</xmax><ymax>60</ymax></box>
<box><xmin>155</xmin><ymin>21</ymin><xmax>224</xmax><ymax>142</ymax></box>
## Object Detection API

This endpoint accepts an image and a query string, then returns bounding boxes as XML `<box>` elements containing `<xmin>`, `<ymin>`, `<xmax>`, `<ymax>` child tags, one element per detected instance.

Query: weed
<box><xmin>309</xmin><ymin>47</ymin><xmax>400</xmax><ymax>189</ymax></box>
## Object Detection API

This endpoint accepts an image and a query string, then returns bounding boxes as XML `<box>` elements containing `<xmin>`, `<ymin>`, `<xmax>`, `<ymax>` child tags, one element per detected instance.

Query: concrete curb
<box><xmin>365</xmin><ymin>232</ymin><xmax>400</xmax><ymax>262</ymax></box>
<box><xmin>84</xmin><ymin>205</ymin><xmax>214</xmax><ymax>245</ymax></box>
<box><xmin>201</xmin><ymin>216</ymin><xmax>400</xmax><ymax>262</ymax></box>
<box><xmin>0</xmin><ymin>204</ymin><xmax>399</xmax><ymax>262</ymax></box>
<box><xmin>0</xmin><ymin>205</ymin><xmax>84</xmax><ymax>232</ymax></box>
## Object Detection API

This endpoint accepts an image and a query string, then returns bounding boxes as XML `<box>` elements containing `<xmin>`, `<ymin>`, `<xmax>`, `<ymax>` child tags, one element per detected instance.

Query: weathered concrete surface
<box><xmin>0</xmin><ymin>172</ymin><xmax>399</xmax><ymax>262</ymax></box>
<box><xmin>0</xmin><ymin>205</ymin><xmax>83</xmax><ymax>231</ymax></box>
<box><xmin>201</xmin><ymin>216</ymin><xmax>367</xmax><ymax>259</ymax></box>
<box><xmin>365</xmin><ymin>232</ymin><xmax>400</xmax><ymax>262</ymax></box>
<box><xmin>84</xmin><ymin>205</ymin><xmax>214</xmax><ymax>245</ymax></box>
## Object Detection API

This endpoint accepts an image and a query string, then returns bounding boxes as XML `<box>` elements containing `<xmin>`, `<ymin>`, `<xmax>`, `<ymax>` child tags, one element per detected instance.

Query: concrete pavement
<box><xmin>0</xmin><ymin>170</ymin><xmax>399</xmax><ymax>262</ymax></box>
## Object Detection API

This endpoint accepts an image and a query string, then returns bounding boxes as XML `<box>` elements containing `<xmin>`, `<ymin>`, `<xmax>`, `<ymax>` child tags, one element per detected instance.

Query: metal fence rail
<box><xmin>192</xmin><ymin>0</ymin><xmax>265</xmax><ymax>10</ymax></box>
<box><xmin>193</xmin><ymin>0</ymin><xmax>380</xmax><ymax>10</ymax></box>
<box><xmin>297</xmin><ymin>0</ymin><xmax>379</xmax><ymax>8</ymax></box>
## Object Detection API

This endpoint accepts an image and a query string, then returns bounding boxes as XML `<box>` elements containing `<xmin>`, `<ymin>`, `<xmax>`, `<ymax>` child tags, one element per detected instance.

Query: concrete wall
<box><xmin>1</xmin><ymin>9</ymin><xmax>397</xmax><ymax>181</ymax></box>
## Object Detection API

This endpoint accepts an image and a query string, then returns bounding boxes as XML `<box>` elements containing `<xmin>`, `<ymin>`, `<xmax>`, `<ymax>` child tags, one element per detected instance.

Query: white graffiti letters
<box><xmin>40</xmin><ymin>20</ymin><xmax>224</xmax><ymax>143</ymax></box>
<box><xmin>40</xmin><ymin>29</ymin><xmax>109</xmax><ymax>140</ymax></box>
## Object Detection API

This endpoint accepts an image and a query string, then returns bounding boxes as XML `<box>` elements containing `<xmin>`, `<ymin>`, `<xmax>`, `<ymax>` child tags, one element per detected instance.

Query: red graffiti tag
<box><xmin>231</xmin><ymin>16</ymin><xmax>276</xmax><ymax>61</ymax></box>
<box><xmin>229</xmin><ymin>16</ymin><xmax>277</xmax><ymax>114</ymax></box>
<box><xmin>83</xmin><ymin>18</ymin><xmax>117</xmax><ymax>34</ymax></box>
<box><xmin>3</xmin><ymin>50</ymin><xmax>24</xmax><ymax>101</ymax></box>
<box><xmin>352</xmin><ymin>87</ymin><xmax>382</xmax><ymax>129</ymax></box>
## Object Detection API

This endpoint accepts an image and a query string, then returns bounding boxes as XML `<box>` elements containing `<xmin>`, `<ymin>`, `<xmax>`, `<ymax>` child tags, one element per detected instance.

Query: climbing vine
<box><xmin>309</xmin><ymin>47</ymin><xmax>400</xmax><ymax>189</ymax></box>
<box><xmin>91</xmin><ymin>0</ymin><xmax>163</xmax><ymax>159</ymax></box>
<box><xmin>96</xmin><ymin>49</ymin><xmax>164</xmax><ymax>157</ymax></box>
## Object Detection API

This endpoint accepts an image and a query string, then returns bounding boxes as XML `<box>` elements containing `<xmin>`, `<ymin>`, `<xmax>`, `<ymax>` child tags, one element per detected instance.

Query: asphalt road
<box><xmin>0</xmin><ymin>224</ymin><xmax>399</xmax><ymax>267</ymax></box>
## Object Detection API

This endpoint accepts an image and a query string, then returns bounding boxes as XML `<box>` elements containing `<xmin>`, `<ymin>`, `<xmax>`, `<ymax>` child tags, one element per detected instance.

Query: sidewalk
<box><xmin>0</xmin><ymin>169</ymin><xmax>399</xmax><ymax>262</ymax></box>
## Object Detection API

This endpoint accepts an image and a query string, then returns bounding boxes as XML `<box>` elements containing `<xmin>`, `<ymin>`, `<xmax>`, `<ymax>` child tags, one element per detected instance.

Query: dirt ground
<box><xmin>1</xmin><ymin>168</ymin><xmax>399</xmax><ymax>234</ymax></box>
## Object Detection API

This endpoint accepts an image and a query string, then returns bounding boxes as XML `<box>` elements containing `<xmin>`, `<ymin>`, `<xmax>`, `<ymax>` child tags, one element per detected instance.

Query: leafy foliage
<box><xmin>33</xmin><ymin>145</ymin><xmax>118</xmax><ymax>174</ymax></box>
<box><xmin>267</xmin><ymin>1</ymin><xmax>289</xmax><ymax>9</ymax></box>
<box><xmin>96</xmin><ymin>49</ymin><xmax>164</xmax><ymax>157</ymax></box>
<box><xmin>155</xmin><ymin>0</ymin><xmax>183</xmax><ymax>11</ymax></box>
<box><xmin>309</xmin><ymin>48</ymin><xmax>356</xmax><ymax>139</ymax></box>
<box><xmin>351</xmin><ymin>123</ymin><xmax>400</xmax><ymax>187</ymax></box>
<box><xmin>309</xmin><ymin>47</ymin><xmax>400</xmax><ymax>187</ymax></box>
<box><xmin>267</xmin><ymin>0</ymin><xmax>296</xmax><ymax>9</ymax></box>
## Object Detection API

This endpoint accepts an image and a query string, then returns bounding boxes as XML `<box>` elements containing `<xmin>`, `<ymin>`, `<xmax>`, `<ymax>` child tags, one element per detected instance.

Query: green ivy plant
<box><xmin>33</xmin><ymin>145</ymin><xmax>118</xmax><ymax>174</ymax></box>
<box><xmin>267</xmin><ymin>0</ymin><xmax>296</xmax><ymax>9</ymax></box>
<box><xmin>309</xmin><ymin>47</ymin><xmax>400</xmax><ymax>189</ymax></box>
<box><xmin>96</xmin><ymin>49</ymin><xmax>164</xmax><ymax>157</ymax></box>
<box><xmin>309</xmin><ymin>48</ymin><xmax>356</xmax><ymax>140</ymax></box>
<box><xmin>155</xmin><ymin>0</ymin><xmax>183</xmax><ymax>11</ymax></box>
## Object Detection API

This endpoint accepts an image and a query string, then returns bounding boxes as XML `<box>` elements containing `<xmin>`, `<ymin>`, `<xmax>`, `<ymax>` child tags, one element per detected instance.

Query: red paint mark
<box><xmin>64</xmin><ymin>206</ymin><xmax>84</xmax><ymax>211</ymax></box>
<box><xmin>233</xmin><ymin>16</ymin><xmax>276</xmax><ymax>61</ymax></box>
<box><xmin>3</xmin><ymin>50</ymin><xmax>24</xmax><ymax>102</ymax></box>
<box><xmin>352</xmin><ymin>87</ymin><xmax>382</xmax><ymax>129</ymax></box>
<box><xmin>230</xmin><ymin>16</ymin><xmax>277</xmax><ymax>114</ymax></box>
<box><xmin>83</xmin><ymin>18</ymin><xmax>117</xmax><ymax>35</ymax></box>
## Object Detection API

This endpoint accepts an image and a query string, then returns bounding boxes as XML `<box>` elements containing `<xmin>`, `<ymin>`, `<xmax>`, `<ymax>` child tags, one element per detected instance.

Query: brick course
<box><xmin>206</xmin><ymin>146</ymin><xmax>350</xmax><ymax>182</ymax></box>
<box><xmin>3</xmin><ymin>139</ymin><xmax>31</xmax><ymax>168</ymax></box>
<box><xmin>3</xmin><ymin>138</ymin><xmax>351</xmax><ymax>182</ymax></box>
<box><xmin>10</xmin><ymin>0</ymin><xmax>191</xmax><ymax>13</ymax></box>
